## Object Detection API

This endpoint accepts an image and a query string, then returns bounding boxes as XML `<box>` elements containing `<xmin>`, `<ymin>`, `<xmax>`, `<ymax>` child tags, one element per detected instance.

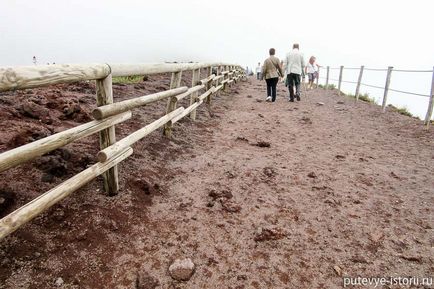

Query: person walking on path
<box><xmin>283</xmin><ymin>43</ymin><xmax>305</xmax><ymax>102</ymax></box>
<box><xmin>305</xmin><ymin>56</ymin><xmax>320</xmax><ymax>89</ymax></box>
<box><xmin>262</xmin><ymin>48</ymin><xmax>283</xmax><ymax>102</ymax></box>
<box><xmin>255</xmin><ymin>62</ymin><xmax>262</xmax><ymax>80</ymax></box>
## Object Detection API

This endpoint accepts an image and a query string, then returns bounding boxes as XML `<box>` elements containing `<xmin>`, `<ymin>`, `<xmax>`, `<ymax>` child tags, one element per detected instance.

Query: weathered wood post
<box><xmin>338</xmin><ymin>66</ymin><xmax>344</xmax><ymax>95</ymax></box>
<box><xmin>189</xmin><ymin>69</ymin><xmax>201</xmax><ymax>120</ymax></box>
<box><xmin>206</xmin><ymin>66</ymin><xmax>213</xmax><ymax>107</ymax></box>
<box><xmin>355</xmin><ymin>65</ymin><xmax>364</xmax><ymax>101</ymax></box>
<box><xmin>224</xmin><ymin>65</ymin><xmax>229</xmax><ymax>91</ymax></box>
<box><xmin>95</xmin><ymin>73</ymin><xmax>119</xmax><ymax>195</ymax></box>
<box><xmin>315</xmin><ymin>67</ymin><xmax>320</xmax><ymax>88</ymax></box>
<box><xmin>164</xmin><ymin>71</ymin><xmax>182</xmax><ymax>137</ymax></box>
<box><xmin>382</xmin><ymin>66</ymin><xmax>393</xmax><ymax>112</ymax></box>
<box><xmin>325</xmin><ymin>66</ymin><xmax>329</xmax><ymax>89</ymax></box>
<box><xmin>424</xmin><ymin>66</ymin><xmax>434</xmax><ymax>127</ymax></box>
<box><xmin>216</xmin><ymin>66</ymin><xmax>221</xmax><ymax>93</ymax></box>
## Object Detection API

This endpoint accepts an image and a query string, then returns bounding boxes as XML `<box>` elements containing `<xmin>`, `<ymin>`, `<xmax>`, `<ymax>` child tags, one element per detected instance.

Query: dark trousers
<box><xmin>287</xmin><ymin>73</ymin><xmax>301</xmax><ymax>100</ymax></box>
<box><xmin>265</xmin><ymin>77</ymin><xmax>279</xmax><ymax>102</ymax></box>
<box><xmin>256</xmin><ymin>72</ymin><xmax>262</xmax><ymax>80</ymax></box>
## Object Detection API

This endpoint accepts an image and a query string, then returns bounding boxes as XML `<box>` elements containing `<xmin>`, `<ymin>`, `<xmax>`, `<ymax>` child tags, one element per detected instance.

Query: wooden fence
<box><xmin>0</xmin><ymin>62</ymin><xmax>245</xmax><ymax>240</ymax></box>
<box><xmin>319</xmin><ymin>65</ymin><xmax>434</xmax><ymax>128</ymax></box>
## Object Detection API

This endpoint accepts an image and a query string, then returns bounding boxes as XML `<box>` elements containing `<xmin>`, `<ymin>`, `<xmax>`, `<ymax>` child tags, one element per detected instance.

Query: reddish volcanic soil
<box><xmin>0</xmin><ymin>75</ymin><xmax>433</xmax><ymax>289</ymax></box>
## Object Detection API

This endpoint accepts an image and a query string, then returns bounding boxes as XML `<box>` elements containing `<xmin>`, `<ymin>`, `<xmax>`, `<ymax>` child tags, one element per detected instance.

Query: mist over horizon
<box><xmin>1</xmin><ymin>0</ymin><xmax>433</xmax><ymax>118</ymax></box>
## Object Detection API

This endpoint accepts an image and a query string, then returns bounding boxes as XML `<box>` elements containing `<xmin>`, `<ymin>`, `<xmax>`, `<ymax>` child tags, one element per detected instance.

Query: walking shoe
<box><xmin>288</xmin><ymin>98</ymin><xmax>294</xmax><ymax>102</ymax></box>
<box><xmin>296</xmin><ymin>95</ymin><xmax>301</xmax><ymax>101</ymax></box>
<box><xmin>266</xmin><ymin>96</ymin><xmax>272</xmax><ymax>102</ymax></box>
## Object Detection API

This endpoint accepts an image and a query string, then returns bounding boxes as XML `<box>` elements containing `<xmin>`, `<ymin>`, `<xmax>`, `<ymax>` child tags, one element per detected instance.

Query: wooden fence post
<box><xmin>355</xmin><ymin>65</ymin><xmax>364</xmax><ymax>101</ymax></box>
<box><xmin>95</xmin><ymin>74</ymin><xmax>119</xmax><ymax>195</ymax></box>
<box><xmin>164</xmin><ymin>71</ymin><xmax>182</xmax><ymax>137</ymax></box>
<box><xmin>189</xmin><ymin>69</ymin><xmax>201</xmax><ymax>120</ymax></box>
<box><xmin>338</xmin><ymin>66</ymin><xmax>344</xmax><ymax>95</ymax></box>
<box><xmin>315</xmin><ymin>67</ymin><xmax>320</xmax><ymax>88</ymax></box>
<box><xmin>215</xmin><ymin>66</ymin><xmax>221</xmax><ymax>93</ymax></box>
<box><xmin>382</xmin><ymin>66</ymin><xmax>393</xmax><ymax>112</ymax></box>
<box><xmin>224</xmin><ymin>66</ymin><xmax>228</xmax><ymax>91</ymax></box>
<box><xmin>325</xmin><ymin>66</ymin><xmax>329</xmax><ymax>89</ymax></box>
<box><xmin>424</xmin><ymin>66</ymin><xmax>434</xmax><ymax>127</ymax></box>
<box><xmin>206</xmin><ymin>66</ymin><xmax>213</xmax><ymax>107</ymax></box>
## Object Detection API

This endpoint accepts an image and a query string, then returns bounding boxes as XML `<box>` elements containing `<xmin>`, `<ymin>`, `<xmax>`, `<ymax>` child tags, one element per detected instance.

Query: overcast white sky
<box><xmin>1</xmin><ymin>0</ymin><xmax>433</xmax><ymax>69</ymax></box>
<box><xmin>1</xmin><ymin>0</ymin><xmax>433</xmax><ymax>117</ymax></box>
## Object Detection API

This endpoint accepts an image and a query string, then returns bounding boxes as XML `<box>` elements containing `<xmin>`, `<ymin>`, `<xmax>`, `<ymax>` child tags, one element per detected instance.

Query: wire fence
<box><xmin>318</xmin><ymin>65</ymin><xmax>434</xmax><ymax>126</ymax></box>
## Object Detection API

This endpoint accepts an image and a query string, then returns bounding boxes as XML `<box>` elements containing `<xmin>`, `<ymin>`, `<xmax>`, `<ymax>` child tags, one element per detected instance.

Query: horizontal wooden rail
<box><xmin>213</xmin><ymin>75</ymin><xmax>224</xmax><ymax>82</ymax></box>
<box><xmin>92</xmin><ymin>86</ymin><xmax>188</xmax><ymax>120</ymax></box>
<box><xmin>221</xmin><ymin>79</ymin><xmax>229</xmax><ymax>84</ymax></box>
<box><xmin>198</xmin><ymin>74</ymin><xmax>216</xmax><ymax>85</ymax></box>
<box><xmin>0</xmin><ymin>111</ymin><xmax>132</xmax><ymax>173</ymax></box>
<box><xmin>0</xmin><ymin>64</ymin><xmax>111</xmax><ymax>92</ymax></box>
<box><xmin>0</xmin><ymin>62</ymin><xmax>242</xmax><ymax>92</ymax></box>
<box><xmin>198</xmin><ymin>89</ymin><xmax>213</xmax><ymax>102</ymax></box>
<box><xmin>0</xmin><ymin>147</ymin><xmax>133</xmax><ymax>240</ymax></box>
<box><xmin>173</xmin><ymin>85</ymin><xmax>205</xmax><ymax>101</ymax></box>
<box><xmin>110</xmin><ymin>63</ymin><xmax>235</xmax><ymax>77</ymax></box>
<box><xmin>172</xmin><ymin>101</ymin><xmax>203</xmax><ymax>124</ymax></box>
<box><xmin>97</xmin><ymin>107</ymin><xmax>184</xmax><ymax>162</ymax></box>
<box><xmin>214</xmin><ymin>84</ymin><xmax>224</xmax><ymax>92</ymax></box>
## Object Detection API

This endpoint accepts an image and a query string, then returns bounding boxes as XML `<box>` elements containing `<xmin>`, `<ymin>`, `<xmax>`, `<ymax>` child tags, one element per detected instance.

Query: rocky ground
<box><xmin>0</xmin><ymin>75</ymin><xmax>433</xmax><ymax>288</ymax></box>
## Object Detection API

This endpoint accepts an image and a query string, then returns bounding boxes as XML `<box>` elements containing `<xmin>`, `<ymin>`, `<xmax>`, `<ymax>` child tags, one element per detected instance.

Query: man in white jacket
<box><xmin>283</xmin><ymin>43</ymin><xmax>305</xmax><ymax>102</ymax></box>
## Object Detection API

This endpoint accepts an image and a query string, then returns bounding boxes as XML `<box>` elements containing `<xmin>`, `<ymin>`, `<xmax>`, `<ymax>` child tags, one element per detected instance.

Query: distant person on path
<box><xmin>246</xmin><ymin>66</ymin><xmax>253</xmax><ymax>76</ymax></box>
<box><xmin>305</xmin><ymin>56</ymin><xmax>320</xmax><ymax>89</ymax></box>
<box><xmin>32</xmin><ymin>56</ymin><xmax>37</xmax><ymax>66</ymax></box>
<box><xmin>283</xmin><ymin>43</ymin><xmax>305</xmax><ymax>102</ymax></box>
<box><xmin>262</xmin><ymin>48</ymin><xmax>283</xmax><ymax>102</ymax></box>
<box><xmin>255</xmin><ymin>62</ymin><xmax>262</xmax><ymax>80</ymax></box>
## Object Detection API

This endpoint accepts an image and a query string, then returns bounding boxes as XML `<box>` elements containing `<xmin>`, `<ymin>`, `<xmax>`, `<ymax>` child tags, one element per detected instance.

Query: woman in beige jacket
<box><xmin>262</xmin><ymin>48</ymin><xmax>284</xmax><ymax>102</ymax></box>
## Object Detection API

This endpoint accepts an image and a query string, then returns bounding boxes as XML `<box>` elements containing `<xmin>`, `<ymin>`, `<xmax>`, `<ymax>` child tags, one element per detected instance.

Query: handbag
<box><xmin>271</xmin><ymin>59</ymin><xmax>282</xmax><ymax>77</ymax></box>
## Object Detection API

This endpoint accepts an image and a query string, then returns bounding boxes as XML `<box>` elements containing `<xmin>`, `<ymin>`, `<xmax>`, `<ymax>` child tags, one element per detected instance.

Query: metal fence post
<box><xmin>424</xmin><ymin>66</ymin><xmax>434</xmax><ymax>127</ymax></box>
<box><xmin>338</xmin><ymin>66</ymin><xmax>344</xmax><ymax>95</ymax></box>
<box><xmin>382</xmin><ymin>66</ymin><xmax>393</xmax><ymax>112</ymax></box>
<box><xmin>355</xmin><ymin>65</ymin><xmax>364</xmax><ymax>101</ymax></box>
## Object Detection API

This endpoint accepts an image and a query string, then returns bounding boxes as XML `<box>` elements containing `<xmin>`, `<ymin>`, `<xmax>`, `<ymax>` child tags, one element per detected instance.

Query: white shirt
<box><xmin>306</xmin><ymin>63</ymin><xmax>317</xmax><ymax>73</ymax></box>
<box><xmin>284</xmin><ymin>49</ymin><xmax>305</xmax><ymax>75</ymax></box>
<box><xmin>256</xmin><ymin>66</ymin><xmax>262</xmax><ymax>73</ymax></box>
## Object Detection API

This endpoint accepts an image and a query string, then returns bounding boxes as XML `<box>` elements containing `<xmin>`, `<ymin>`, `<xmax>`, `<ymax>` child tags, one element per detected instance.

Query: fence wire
<box><xmin>388</xmin><ymin>88</ymin><xmax>430</xmax><ymax>97</ymax></box>
<box><xmin>319</xmin><ymin>66</ymin><xmax>433</xmax><ymax>98</ymax></box>
<box><xmin>392</xmin><ymin>69</ymin><xmax>433</xmax><ymax>73</ymax></box>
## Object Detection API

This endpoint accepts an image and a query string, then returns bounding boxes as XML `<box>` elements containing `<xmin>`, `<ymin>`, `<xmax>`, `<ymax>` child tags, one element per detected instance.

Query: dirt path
<box><xmin>1</xmin><ymin>77</ymin><xmax>433</xmax><ymax>288</ymax></box>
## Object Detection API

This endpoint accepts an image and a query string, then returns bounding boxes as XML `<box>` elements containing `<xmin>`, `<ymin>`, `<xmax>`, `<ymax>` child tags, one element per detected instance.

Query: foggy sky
<box><xmin>1</xmin><ymin>0</ymin><xmax>433</xmax><ymax>118</ymax></box>
<box><xmin>2</xmin><ymin>0</ymin><xmax>433</xmax><ymax>68</ymax></box>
